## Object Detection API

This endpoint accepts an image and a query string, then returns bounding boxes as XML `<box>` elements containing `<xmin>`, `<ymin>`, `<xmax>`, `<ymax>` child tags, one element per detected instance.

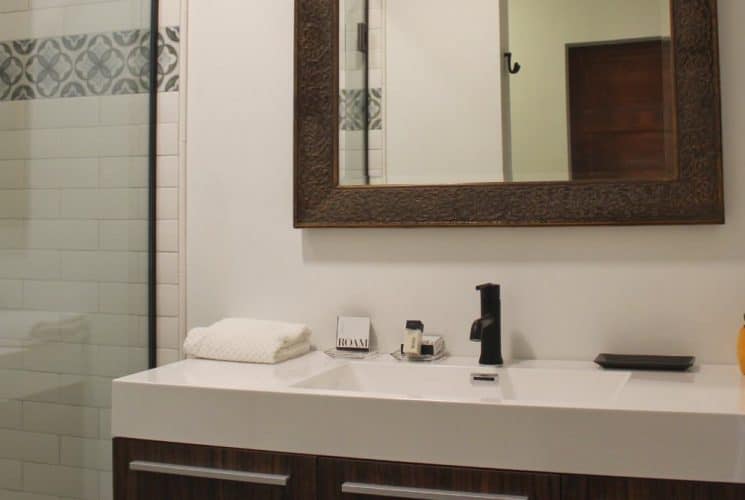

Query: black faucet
<box><xmin>470</xmin><ymin>283</ymin><xmax>503</xmax><ymax>366</ymax></box>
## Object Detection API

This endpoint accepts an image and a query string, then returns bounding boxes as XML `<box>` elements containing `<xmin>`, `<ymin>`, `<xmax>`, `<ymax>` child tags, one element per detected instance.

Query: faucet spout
<box><xmin>470</xmin><ymin>283</ymin><xmax>503</xmax><ymax>366</ymax></box>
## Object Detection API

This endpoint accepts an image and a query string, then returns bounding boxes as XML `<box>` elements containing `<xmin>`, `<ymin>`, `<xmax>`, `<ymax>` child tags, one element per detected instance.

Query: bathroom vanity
<box><xmin>112</xmin><ymin>353</ymin><xmax>745</xmax><ymax>499</ymax></box>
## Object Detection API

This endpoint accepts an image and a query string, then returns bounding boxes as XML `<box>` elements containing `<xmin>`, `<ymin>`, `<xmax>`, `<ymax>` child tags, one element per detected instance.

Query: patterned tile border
<box><xmin>340</xmin><ymin>88</ymin><xmax>383</xmax><ymax>131</ymax></box>
<box><xmin>0</xmin><ymin>26</ymin><xmax>179</xmax><ymax>101</ymax></box>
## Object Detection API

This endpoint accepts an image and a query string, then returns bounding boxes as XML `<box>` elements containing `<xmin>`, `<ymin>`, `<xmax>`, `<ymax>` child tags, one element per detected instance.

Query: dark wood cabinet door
<box><xmin>319</xmin><ymin>457</ymin><xmax>561</xmax><ymax>500</ymax></box>
<box><xmin>568</xmin><ymin>39</ymin><xmax>676</xmax><ymax>181</ymax></box>
<box><xmin>114</xmin><ymin>438</ymin><xmax>316</xmax><ymax>500</ymax></box>
<box><xmin>563</xmin><ymin>475</ymin><xmax>745</xmax><ymax>500</ymax></box>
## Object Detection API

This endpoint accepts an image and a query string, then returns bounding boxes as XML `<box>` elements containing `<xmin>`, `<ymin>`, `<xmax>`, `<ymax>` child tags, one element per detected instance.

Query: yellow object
<box><xmin>738</xmin><ymin>315</ymin><xmax>745</xmax><ymax>375</ymax></box>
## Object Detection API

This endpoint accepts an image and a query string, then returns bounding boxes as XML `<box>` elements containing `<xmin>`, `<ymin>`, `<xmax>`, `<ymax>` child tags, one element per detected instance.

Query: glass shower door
<box><xmin>0</xmin><ymin>0</ymin><xmax>158</xmax><ymax>498</ymax></box>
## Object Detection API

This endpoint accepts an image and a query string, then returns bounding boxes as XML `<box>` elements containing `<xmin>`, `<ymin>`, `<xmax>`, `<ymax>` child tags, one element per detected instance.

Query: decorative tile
<box><xmin>0</xmin><ymin>27</ymin><xmax>179</xmax><ymax>102</ymax></box>
<box><xmin>339</xmin><ymin>87</ymin><xmax>383</xmax><ymax>131</ymax></box>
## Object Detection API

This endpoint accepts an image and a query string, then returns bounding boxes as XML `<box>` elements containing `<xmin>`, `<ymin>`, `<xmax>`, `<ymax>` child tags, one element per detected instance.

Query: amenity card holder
<box><xmin>335</xmin><ymin>316</ymin><xmax>371</xmax><ymax>351</ymax></box>
<box><xmin>324</xmin><ymin>316</ymin><xmax>377</xmax><ymax>360</ymax></box>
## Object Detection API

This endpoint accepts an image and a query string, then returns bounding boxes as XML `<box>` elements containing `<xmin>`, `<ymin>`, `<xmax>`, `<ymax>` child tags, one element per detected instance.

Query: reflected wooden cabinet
<box><xmin>114</xmin><ymin>439</ymin><xmax>745</xmax><ymax>500</ymax></box>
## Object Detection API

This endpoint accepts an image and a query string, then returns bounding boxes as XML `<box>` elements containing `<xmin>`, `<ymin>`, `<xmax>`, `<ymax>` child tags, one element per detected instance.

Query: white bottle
<box><xmin>403</xmin><ymin>320</ymin><xmax>424</xmax><ymax>356</ymax></box>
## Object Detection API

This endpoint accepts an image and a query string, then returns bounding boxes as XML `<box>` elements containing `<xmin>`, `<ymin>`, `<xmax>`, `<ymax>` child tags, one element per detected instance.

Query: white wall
<box><xmin>187</xmin><ymin>0</ymin><xmax>745</xmax><ymax>365</ymax></box>
<box><xmin>508</xmin><ymin>0</ymin><xmax>671</xmax><ymax>181</ymax></box>
<box><xmin>385</xmin><ymin>0</ymin><xmax>505</xmax><ymax>184</ymax></box>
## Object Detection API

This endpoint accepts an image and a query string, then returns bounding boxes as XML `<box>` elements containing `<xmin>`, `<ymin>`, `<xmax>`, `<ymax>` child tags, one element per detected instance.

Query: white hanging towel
<box><xmin>183</xmin><ymin>318</ymin><xmax>312</xmax><ymax>364</ymax></box>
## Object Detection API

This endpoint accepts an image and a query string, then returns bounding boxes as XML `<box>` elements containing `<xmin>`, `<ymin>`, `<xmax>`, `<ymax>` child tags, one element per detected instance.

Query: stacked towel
<box><xmin>183</xmin><ymin>318</ymin><xmax>312</xmax><ymax>364</ymax></box>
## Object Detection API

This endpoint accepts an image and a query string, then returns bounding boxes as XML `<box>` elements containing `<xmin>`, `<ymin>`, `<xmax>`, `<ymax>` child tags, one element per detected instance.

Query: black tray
<box><xmin>594</xmin><ymin>353</ymin><xmax>695</xmax><ymax>371</ymax></box>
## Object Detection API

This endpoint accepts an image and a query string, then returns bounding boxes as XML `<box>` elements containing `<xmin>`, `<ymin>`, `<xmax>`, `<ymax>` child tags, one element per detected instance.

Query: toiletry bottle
<box><xmin>738</xmin><ymin>314</ymin><xmax>745</xmax><ymax>375</ymax></box>
<box><xmin>403</xmin><ymin>320</ymin><xmax>424</xmax><ymax>356</ymax></box>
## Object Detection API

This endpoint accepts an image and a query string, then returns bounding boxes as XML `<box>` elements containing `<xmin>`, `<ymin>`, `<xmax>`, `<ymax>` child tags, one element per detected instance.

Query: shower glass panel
<box><xmin>0</xmin><ymin>0</ymin><xmax>158</xmax><ymax>497</ymax></box>
<box><xmin>339</xmin><ymin>0</ymin><xmax>370</xmax><ymax>185</ymax></box>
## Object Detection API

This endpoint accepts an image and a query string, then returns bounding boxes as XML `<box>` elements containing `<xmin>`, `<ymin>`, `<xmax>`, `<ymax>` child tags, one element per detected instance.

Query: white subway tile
<box><xmin>94</xmin><ymin>126</ymin><xmax>149</xmax><ymax>158</ymax></box>
<box><xmin>99</xmin><ymin>220</ymin><xmax>147</xmax><ymax>251</ymax></box>
<box><xmin>23</xmin><ymin>462</ymin><xmax>98</xmax><ymax>499</ymax></box>
<box><xmin>0</xmin><ymin>220</ymin><xmax>99</xmax><ymax>250</ymax></box>
<box><xmin>156</xmin><ymin>156</ymin><xmax>178</xmax><ymax>187</ymax></box>
<box><xmin>156</xmin><ymin>284</ymin><xmax>178</xmax><ymax>317</ymax></box>
<box><xmin>61</xmin><ymin>251</ymin><xmax>146</xmax><ymax>283</ymax></box>
<box><xmin>60</xmin><ymin>436</ymin><xmax>111</xmax><ymax>471</ymax></box>
<box><xmin>0</xmin><ymin>280</ymin><xmax>23</xmax><ymax>308</ymax></box>
<box><xmin>0</xmin><ymin>460</ymin><xmax>21</xmax><ymax>490</ymax></box>
<box><xmin>0</xmin><ymin>222</ymin><xmax>23</xmax><ymax>250</ymax></box>
<box><xmin>0</xmin><ymin>347</ymin><xmax>23</xmax><ymax>370</ymax></box>
<box><xmin>0</xmin><ymin>370</ymin><xmax>59</xmax><ymax>402</ymax></box>
<box><xmin>22</xmin><ymin>401</ymin><xmax>98</xmax><ymax>438</ymax></box>
<box><xmin>30</xmin><ymin>220</ymin><xmax>99</xmax><ymax>250</ymax></box>
<box><xmin>86</xmin><ymin>345</ymin><xmax>147</xmax><ymax>378</ymax></box>
<box><xmin>156</xmin><ymin>220</ymin><xmax>177</xmax><ymax>252</ymax></box>
<box><xmin>156</xmin><ymin>316</ymin><xmax>178</xmax><ymax>349</ymax></box>
<box><xmin>30</xmin><ymin>0</ymin><xmax>118</xmax><ymax>8</ymax></box>
<box><xmin>157</xmin><ymin>123</ymin><xmax>178</xmax><ymax>155</ymax></box>
<box><xmin>28</xmin><ymin>158</ymin><xmax>99</xmax><ymax>189</ymax></box>
<box><xmin>99</xmin><ymin>468</ymin><xmax>113</xmax><ymax>500</ymax></box>
<box><xmin>156</xmin><ymin>348</ymin><xmax>179</xmax><ymax>366</ymax></box>
<box><xmin>18</xmin><ymin>97</ymin><xmax>99</xmax><ymax>130</ymax></box>
<box><xmin>98</xmin><ymin>409</ymin><xmax>110</xmax><ymax>439</ymax></box>
<box><xmin>0</xmin><ymin>401</ymin><xmax>21</xmax><ymax>430</ymax></box>
<box><xmin>99</xmin><ymin>283</ymin><xmax>147</xmax><ymax>315</ymax></box>
<box><xmin>0</xmin><ymin>490</ymin><xmax>58</xmax><ymax>500</ymax></box>
<box><xmin>0</xmin><ymin>126</ymin><xmax>147</xmax><ymax>160</ymax></box>
<box><xmin>157</xmin><ymin>92</ymin><xmax>179</xmax><ymax>124</ymax></box>
<box><xmin>156</xmin><ymin>187</ymin><xmax>177</xmax><ymax>220</ymax></box>
<box><xmin>0</xmin><ymin>429</ymin><xmax>59</xmax><ymax>464</ymax></box>
<box><xmin>22</xmin><ymin>341</ymin><xmax>84</xmax><ymax>374</ymax></box>
<box><xmin>0</xmin><ymin>0</ymin><xmax>29</xmax><ymax>13</ymax></box>
<box><xmin>0</xmin><ymin>189</ymin><xmax>60</xmax><ymax>219</ymax></box>
<box><xmin>0</xmin><ymin>103</ymin><xmax>26</xmax><ymax>131</ymax></box>
<box><xmin>98</xmin><ymin>94</ymin><xmax>149</xmax><ymax>126</ymax></box>
<box><xmin>0</xmin><ymin>160</ymin><xmax>26</xmax><ymax>189</ymax></box>
<box><xmin>60</xmin><ymin>188</ymin><xmax>148</xmax><ymax>220</ymax></box>
<box><xmin>0</xmin><ymin>8</ymin><xmax>63</xmax><ymax>41</ymax></box>
<box><xmin>99</xmin><ymin>157</ymin><xmax>147</xmax><ymax>188</ymax></box>
<box><xmin>23</xmin><ymin>281</ymin><xmax>99</xmax><ymax>313</ymax></box>
<box><xmin>158</xmin><ymin>0</ymin><xmax>180</xmax><ymax>26</ymax></box>
<box><xmin>62</xmin><ymin>0</ymin><xmax>144</xmax><ymax>36</ymax></box>
<box><xmin>57</xmin><ymin>375</ymin><xmax>111</xmax><ymax>408</ymax></box>
<box><xmin>156</xmin><ymin>252</ymin><xmax>177</xmax><ymax>284</ymax></box>
<box><xmin>86</xmin><ymin>314</ymin><xmax>146</xmax><ymax>348</ymax></box>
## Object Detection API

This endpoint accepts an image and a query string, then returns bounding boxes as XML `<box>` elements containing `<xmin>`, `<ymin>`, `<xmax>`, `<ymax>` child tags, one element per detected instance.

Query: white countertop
<box><xmin>113</xmin><ymin>352</ymin><xmax>745</xmax><ymax>483</ymax></box>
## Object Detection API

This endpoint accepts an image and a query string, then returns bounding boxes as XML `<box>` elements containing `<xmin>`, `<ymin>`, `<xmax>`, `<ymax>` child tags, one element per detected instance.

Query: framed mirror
<box><xmin>294</xmin><ymin>0</ymin><xmax>723</xmax><ymax>227</ymax></box>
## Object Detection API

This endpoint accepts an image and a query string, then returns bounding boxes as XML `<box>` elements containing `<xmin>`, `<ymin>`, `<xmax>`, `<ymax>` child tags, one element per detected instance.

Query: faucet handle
<box><xmin>469</xmin><ymin>318</ymin><xmax>483</xmax><ymax>342</ymax></box>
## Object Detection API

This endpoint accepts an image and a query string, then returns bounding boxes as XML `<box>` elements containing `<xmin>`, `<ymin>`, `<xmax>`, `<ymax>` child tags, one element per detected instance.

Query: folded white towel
<box><xmin>183</xmin><ymin>318</ymin><xmax>312</xmax><ymax>364</ymax></box>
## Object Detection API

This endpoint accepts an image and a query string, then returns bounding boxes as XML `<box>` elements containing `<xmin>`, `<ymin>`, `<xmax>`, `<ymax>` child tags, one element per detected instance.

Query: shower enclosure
<box><xmin>0</xmin><ymin>0</ymin><xmax>160</xmax><ymax>497</ymax></box>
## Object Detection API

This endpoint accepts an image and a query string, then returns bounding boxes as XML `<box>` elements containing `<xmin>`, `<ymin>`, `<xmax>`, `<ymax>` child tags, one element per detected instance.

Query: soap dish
<box><xmin>391</xmin><ymin>350</ymin><xmax>448</xmax><ymax>362</ymax></box>
<box><xmin>594</xmin><ymin>353</ymin><xmax>695</xmax><ymax>372</ymax></box>
<box><xmin>324</xmin><ymin>348</ymin><xmax>379</xmax><ymax>360</ymax></box>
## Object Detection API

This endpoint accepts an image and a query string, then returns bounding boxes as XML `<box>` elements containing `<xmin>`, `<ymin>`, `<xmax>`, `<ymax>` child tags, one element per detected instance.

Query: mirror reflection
<box><xmin>338</xmin><ymin>0</ymin><xmax>674</xmax><ymax>186</ymax></box>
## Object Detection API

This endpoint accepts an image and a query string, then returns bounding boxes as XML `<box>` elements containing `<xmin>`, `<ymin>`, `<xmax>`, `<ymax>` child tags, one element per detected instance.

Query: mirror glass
<box><xmin>338</xmin><ymin>0</ymin><xmax>674</xmax><ymax>186</ymax></box>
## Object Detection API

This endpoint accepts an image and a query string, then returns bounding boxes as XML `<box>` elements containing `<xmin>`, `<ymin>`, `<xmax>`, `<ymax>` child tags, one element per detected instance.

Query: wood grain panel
<box><xmin>114</xmin><ymin>438</ymin><xmax>317</xmax><ymax>500</ymax></box>
<box><xmin>318</xmin><ymin>457</ymin><xmax>561</xmax><ymax>499</ymax></box>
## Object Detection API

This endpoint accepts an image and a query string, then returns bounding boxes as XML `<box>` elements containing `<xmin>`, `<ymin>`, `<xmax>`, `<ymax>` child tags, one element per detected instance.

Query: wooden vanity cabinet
<box><xmin>318</xmin><ymin>457</ymin><xmax>561</xmax><ymax>499</ymax></box>
<box><xmin>114</xmin><ymin>439</ymin><xmax>745</xmax><ymax>500</ymax></box>
<box><xmin>113</xmin><ymin>439</ymin><xmax>317</xmax><ymax>500</ymax></box>
<box><xmin>563</xmin><ymin>475</ymin><xmax>745</xmax><ymax>500</ymax></box>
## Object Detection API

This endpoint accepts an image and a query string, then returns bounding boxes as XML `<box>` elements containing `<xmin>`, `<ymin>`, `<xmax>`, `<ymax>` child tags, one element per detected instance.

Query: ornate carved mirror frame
<box><xmin>294</xmin><ymin>0</ymin><xmax>723</xmax><ymax>227</ymax></box>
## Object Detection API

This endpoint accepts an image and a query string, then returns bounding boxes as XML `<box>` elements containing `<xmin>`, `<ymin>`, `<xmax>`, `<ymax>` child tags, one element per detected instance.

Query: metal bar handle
<box><xmin>130</xmin><ymin>460</ymin><xmax>289</xmax><ymax>486</ymax></box>
<box><xmin>341</xmin><ymin>482</ymin><xmax>527</xmax><ymax>500</ymax></box>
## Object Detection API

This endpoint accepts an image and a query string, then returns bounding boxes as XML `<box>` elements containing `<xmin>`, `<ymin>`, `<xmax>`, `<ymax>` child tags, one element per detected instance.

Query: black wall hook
<box><xmin>504</xmin><ymin>52</ymin><xmax>521</xmax><ymax>74</ymax></box>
